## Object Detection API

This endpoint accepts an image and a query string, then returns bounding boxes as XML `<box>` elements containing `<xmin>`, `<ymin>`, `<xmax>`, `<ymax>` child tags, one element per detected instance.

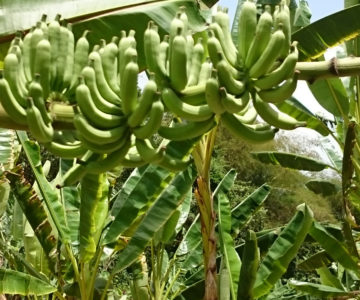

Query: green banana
<box><xmin>248</xmin><ymin>28</ymin><xmax>286</xmax><ymax>79</ymax></box>
<box><xmin>118</xmin><ymin>30</ymin><xmax>136</xmax><ymax>81</ymax></box>
<box><xmin>254</xmin><ymin>42</ymin><xmax>298</xmax><ymax>90</ymax></box>
<box><xmin>179</xmin><ymin>6</ymin><xmax>189</xmax><ymax>35</ymax></box>
<box><xmin>48</xmin><ymin>14</ymin><xmax>61</xmax><ymax>87</ymax></box>
<box><xmin>236</xmin><ymin>105</ymin><xmax>257</xmax><ymax>124</ymax></box>
<box><xmin>159</xmin><ymin>35</ymin><xmax>170</xmax><ymax>76</ymax></box>
<box><xmin>157</xmin><ymin>153</ymin><xmax>191</xmax><ymax>172</ymax></box>
<box><xmin>244</xmin><ymin>5</ymin><xmax>273</xmax><ymax>69</ymax></box>
<box><xmin>253</xmin><ymin>94</ymin><xmax>306</xmax><ymax>130</ymax></box>
<box><xmin>169</xmin><ymin>28</ymin><xmax>187</xmax><ymax>92</ymax></box>
<box><xmin>158</xmin><ymin>118</ymin><xmax>216</xmax><ymax>141</ymax></box>
<box><xmin>63</xmin><ymin>23</ymin><xmax>75</xmax><ymax>90</ymax></box>
<box><xmin>77</xmin><ymin>130</ymin><xmax>130</xmax><ymax>154</ymax></box>
<box><xmin>187</xmin><ymin>38</ymin><xmax>205</xmax><ymax>87</ymax></box>
<box><xmin>135</xmin><ymin>138</ymin><xmax>165</xmax><ymax>163</ymax></box>
<box><xmin>39</xmin><ymin>14</ymin><xmax>48</xmax><ymax>35</ymax></box>
<box><xmin>257</xmin><ymin>72</ymin><xmax>299</xmax><ymax>104</ymax></box>
<box><xmin>30</xmin><ymin>21</ymin><xmax>45</xmax><ymax>79</ymax></box>
<box><xmin>220</xmin><ymin>87</ymin><xmax>249</xmax><ymax>114</ymax></box>
<box><xmin>207</xmin><ymin>29</ymin><xmax>241</xmax><ymax>79</ymax></box>
<box><xmin>120</xmin><ymin>54</ymin><xmax>139</xmax><ymax>116</ymax></box>
<box><xmin>205</xmin><ymin>70</ymin><xmax>225</xmax><ymax>114</ymax></box>
<box><xmin>221</xmin><ymin>112</ymin><xmax>277</xmax><ymax>144</ymax></box>
<box><xmin>81</xmin><ymin>61</ymin><xmax>122</xmax><ymax>115</ymax></box>
<box><xmin>209</xmin><ymin>22</ymin><xmax>237</xmax><ymax>67</ymax></box>
<box><xmin>89</xmin><ymin>46</ymin><xmax>122</xmax><ymax>105</ymax></box>
<box><xmin>274</xmin><ymin>1</ymin><xmax>291</xmax><ymax>58</ymax></box>
<box><xmin>144</xmin><ymin>21</ymin><xmax>167</xmax><ymax>80</ymax></box>
<box><xmin>186</xmin><ymin>32</ymin><xmax>194</xmax><ymax>79</ymax></box>
<box><xmin>216</xmin><ymin>52</ymin><xmax>245</xmax><ymax>95</ymax></box>
<box><xmin>237</xmin><ymin>0</ymin><xmax>257</xmax><ymax>62</ymax></box>
<box><xmin>69</xmin><ymin>30</ymin><xmax>90</xmax><ymax>94</ymax></box>
<box><xmin>44</xmin><ymin>141</ymin><xmax>87</xmax><ymax>159</ymax></box>
<box><xmin>8</xmin><ymin>42</ymin><xmax>28</xmax><ymax>96</ymax></box>
<box><xmin>132</xmin><ymin>97</ymin><xmax>164</xmax><ymax>139</ymax></box>
<box><xmin>101</xmin><ymin>36</ymin><xmax>121</xmax><ymax>95</ymax></box>
<box><xmin>29</xmin><ymin>74</ymin><xmax>52</xmax><ymax>124</ymax></box>
<box><xmin>3</xmin><ymin>49</ymin><xmax>27</xmax><ymax>107</ymax></box>
<box><xmin>26</xmin><ymin>97</ymin><xmax>54</xmax><ymax>144</ymax></box>
<box><xmin>169</xmin><ymin>12</ymin><xmax>185</xmax><ymax>46</ymax></box>
<box><xmin>128</xmin><ymin>74</ymin><xmax>157</xmax><ymax>128</ymax></box>
<box><xmin>75</xmin><ymin>81</ymin><xmax>125</xmax><ymax>129</ymax></box>
<box><xmin>0</xmin><ymin>72</ymin><xmax>27</xmax><ymax>125</ymax></box>
<box><xmin>198</xmin><ymin>57</ymin><xmax>213</xmax><ymax>84</ymax></box>
<box><xmin>22</xmin><ymin>27</ymin><xmax>33</xmax><ymax>82</ymax></box>
<box><xmin>162</xmin><ymin>87</ymin><xmax>213</xmax><ymax>122</ymax></box>
<box><xmin>85</xmin><ymin>138</ymin><xmax>132</xmax><ymax>174</ymax></box>
<box><xmin>73</xmin><ymin>111</ymin><xmax>128</xmax><ymax>145</ymax></box>
<box><xmin>34</xmin><ymin>39</ymin><xmax>51</xmax><ymax>99</ymax></box>
<box><xmin>212</xmin><ymin>7</ymin><xmax>238</xmax><ymax>67</ymax></box>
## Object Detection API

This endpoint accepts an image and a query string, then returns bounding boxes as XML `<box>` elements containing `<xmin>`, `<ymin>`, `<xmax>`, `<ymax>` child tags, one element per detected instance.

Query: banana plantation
<box><xmin>0</xmin><ymin>0</ymin><xmax>360</xmax><ymax>299</ymax></box>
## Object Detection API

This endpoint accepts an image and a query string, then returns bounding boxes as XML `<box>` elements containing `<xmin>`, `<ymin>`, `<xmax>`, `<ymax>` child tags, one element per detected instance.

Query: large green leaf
<box><xmin>16</xmin><ymin>131</ymin><xmax>70</xmax><ymax>242</ymax></box>
<box><xmin>253</xmin><ymin>204</ymin><xmax>314</xmax><ymax>298</ymax></box>
<box><xmin>305</xmin><ymin>180</ymin><xmax>340</xmax><ymax>196</ymax></box>
<box><xmin>0</xmin><ymin>269</ymin><xmax>56</xmax><ymax>295</ymax></box>
<box><xmin>308</xmin><ymin>76</ymin><xmax>349</xmax><ymax>118</ymax></box>
<box><xmin>289</xmin><ymin>280</ymin><xmax>350</xmax><ymax>298</ymax></box>
<box><xmin>297</xmin><ymin>250</ymin><xmax>333</xmax><ymax>271</ymax></box>
<box><xmin>217</xmin><ymin>192</ymin><xmax>241</xmax><ymax>299</ymax></box>
<box><xmin>112</xmin><ymin>165</ymin><xmax>197</xmax><ymax>274</ymax></box>
<box><xmin>231</xmin><ymin>184</ymin><xmax>270</xmax><ymax>233</ymax></box>
<box><xmin>293</xmin><ymin>5</ymin><xmax>360</xmax><ymax>60</ymax></box>
<box><xmin>251</xmin><ymin>151</ymin><xmax>334</xmax><ymax>171</ymax></box>
<box><xmin>309</xmin><ymin>221</ymin><xmax>360</xmax><ymax>276</ymax></box>
<box><xmin>275</xmin><ymin>98</ymin><xmax>330</xmax><ymax>136</ymax></box>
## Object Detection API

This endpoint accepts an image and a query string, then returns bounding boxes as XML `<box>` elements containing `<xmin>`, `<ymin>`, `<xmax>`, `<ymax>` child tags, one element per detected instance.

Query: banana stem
<box><xmin>192</xmin><ymin>126</ymin><xmax>219</xmax><ymax>300</ymax></box>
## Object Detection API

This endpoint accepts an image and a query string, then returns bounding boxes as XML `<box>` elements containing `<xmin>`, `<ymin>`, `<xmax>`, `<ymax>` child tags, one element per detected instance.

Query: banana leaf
<box><xmin>307</xmin><ymin>75</ymin><xmax>349</xmax><ymax>118</ymax></box>
<box><xmin>217</xmin><ymin>192</ymin><xmax>241</xmax><ymax>299</ymax></box>
<box><xmin>17</xmin><ymin>131</ymin><xmax>71</xmax><ymax>242</ymax></box>
<box><xmin>104</xmin><ymin>138</ymin><xmax>197</xmax><ymax>245</ymax></box>
<box><xmin>0</xmin><ymin>129</ymin><xmax>15</xmax><ymax>168</ymax></box>
<box><xmin>111</xmin><ymin>164</ymin><xmax>197</xmax><ymax>274</ymax></box>
<box><xmin>297</xmin><ymin>250</ymin><xmax>333</xmax><ymax>271</ymax></box>
<box><xmin>317</xmin><ymin>266</ymin><xmax>344</xmax><ymax>290</ymax></box>
<box><xmin>10</xmin><ymin>197</ymin><xmax>23</xmax><ymax>243</ymax></box>
<box><xmin>0</xmin><ymin>179</ymin><xmax>9</xmax><ymax>217</ymax></box>
<box><xmin>79</xmin><ymin>172</ymin><xmax>109</xmax><ymax>262</ymax></box>
<box><xmin>251</xmin><ymin>151</ymin><xmax>335</xmax><ymax>172</ymax></box>
<box><xmin>305</xmin><ymin>180</ymin><xmax>340</xmax><ymax>196</ymax></box>
<box><xmin>289</xmin><ymin>280</ymin><xmax>350</xmax><ymax>298</ymax></box>
<box><xmin>309</xmin><ymin>221</ymin><xmax>360</xmax><ymax>276</ymax></box>
<box><xmin>237</xmin><ymin>230</ymin><xmax>259</xmax><ymax>300</ymax></box>
<box><xmin>0</xmin><ymin>269</ymin><xmax>56</xmax><ymax>295</ymax></box>
<box><xmin>253</xmin><ymin>203</ymin><xmax>314</xmax><ymax>298</ymax></box>
<box><xmin>62</xmin><ymin>186</ymin><xmax>81</xmax><ymax>244</ymax></box>
<box><xmin>293</xmin><ymin>4</ymin><xmax>360</xmax><ymax>60</ymax></box>
<box><xmin>275</xmin><ymin>97</ymin><xmax>330</xmax><ymax>136</ymax></box>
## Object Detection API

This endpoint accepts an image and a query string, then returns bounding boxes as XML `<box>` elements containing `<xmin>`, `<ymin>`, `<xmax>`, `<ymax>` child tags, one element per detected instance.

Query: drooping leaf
<box><xmin>253</xmin><ymin>204</ymin><xmax>314</xmax><ymax>298</ymax></box>
<box><xmin>0</xmin><ymin>269</ymin><xmax>56</xmax><ymax>295</ymax></box>
<box><xmin>297</xmin><ymin>250</ymin><xmax>333</xmax><ymax>271</ymax></box>
<box><xmin>16</xmin><ymin>131</ymin><xmax>70</xmax><ymax>242</ymax></box>
<box><xmin>275</xmin><ymin>97</ymin><xmax>330</xmax><ymax>136</ymax></box>
<box><xmin>0</xmin><ymin>179</ymin><xmax>10</xmax><ymax>217</ymax></box>
<box><xmin>217</xmin><ymin>192</ymin><xmax>241</xmax><ymax>299</ymax></box>
<box><xmin>293</xmin><ymin>5</ymin><xmax>360</xmax><ymax>60</ymax></box>
<box><xmin>293</xmin><ymin>0</ymin><xmax>311</xmax><ymax>27</ymax></box>
<box><xmin>320</xmin><ymin>135</ymin><xmax>343</xmax><ymax>170</ymax></box>
<box><xmin>251</xmin><ymin>151</ymin><xmax>334</xmax><ymax>171</ymax></box>
<box><xmin>112</xmin><ymin>165</ymin><xmax>197</xmax><ymax>274</ymax></box>
<box><xmin>104</xmin><ymin>138</ymin><xmax>197</xmax><ymax>245</ymax></box>
<box><xmin>308</xmin><ymin>76</ymin><xmax>349</xmax><ymax>118</ymax></box>
<box><xmin>289</xmin><ymin>280</ymin><xmax>350</xmax><ymax>298</ymax></box>
<box><xmin>305</xmin><ymin>180</ymin><xmax>340</xmax><ymax>196</ymax></box>
<box><xmin>316</xmin><ymin>266</ymin><xmax>344</xmax><ymax>290</ymax></box>
<box><xmin>237</xmin><ymin>230</ymin><xmax>259</xmax><ymax>300</ymax></box>
<box><xmin>231</xmin><ymin>184</ymin><xmax>270</xmax><ymax>233</ymax></box>
<box><xmin>309</xmin><ymin>221</ymin><xmax>360</xmax><ymax>276</ymax></box>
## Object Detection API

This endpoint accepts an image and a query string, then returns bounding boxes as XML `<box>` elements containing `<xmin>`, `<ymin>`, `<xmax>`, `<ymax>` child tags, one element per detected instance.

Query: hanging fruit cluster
<box><xmin>0</xmin><ymin>0</ymin><xmax>304</xmax><ymax>180</ymax></box>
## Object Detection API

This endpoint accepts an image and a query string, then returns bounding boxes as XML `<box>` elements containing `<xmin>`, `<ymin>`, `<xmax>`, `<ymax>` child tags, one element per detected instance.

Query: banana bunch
<box><xmin>202</xmin><ymin>1</ymin><xmax>306</xmax><ymax>143</ymax></box>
